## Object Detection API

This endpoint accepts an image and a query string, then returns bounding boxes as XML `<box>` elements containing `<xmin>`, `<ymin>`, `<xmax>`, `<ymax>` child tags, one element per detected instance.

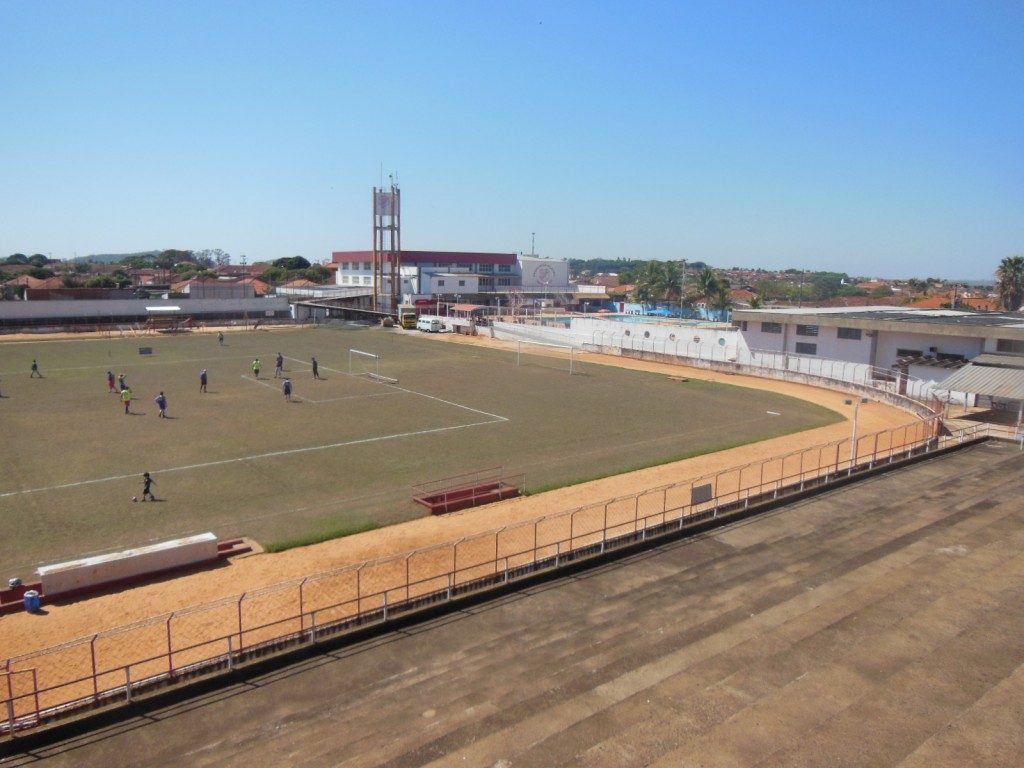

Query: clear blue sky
<box><xmin>1</xmin><ymin>1</ymin><xmax>1021</xmax><ymax>279</ymax></box>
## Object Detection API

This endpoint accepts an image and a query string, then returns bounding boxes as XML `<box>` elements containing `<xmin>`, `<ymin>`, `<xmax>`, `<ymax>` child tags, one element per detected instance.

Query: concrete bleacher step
<box><xmin>217</xmin><ymin>538</ymin><xmax>253</xmax><ymax>558</ymax></box>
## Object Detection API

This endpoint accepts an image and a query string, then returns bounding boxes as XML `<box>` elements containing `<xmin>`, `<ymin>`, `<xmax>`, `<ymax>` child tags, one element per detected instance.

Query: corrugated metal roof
<box><xmin>937</xmin><ymin>359</ymin><xmax>1024</xmax><ymax>399</ymax></box>
<box><xmin>967</xmin><ymin>353</ymin><xmax>1024</xmax><ymax>367</ymax></box>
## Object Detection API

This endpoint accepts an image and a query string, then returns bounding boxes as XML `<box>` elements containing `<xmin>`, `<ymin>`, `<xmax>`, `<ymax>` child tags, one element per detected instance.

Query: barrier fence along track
<box><xmin>4</xmin><ymin>415</ymin><xmax>998</xmax><ymax>736</ymax></box>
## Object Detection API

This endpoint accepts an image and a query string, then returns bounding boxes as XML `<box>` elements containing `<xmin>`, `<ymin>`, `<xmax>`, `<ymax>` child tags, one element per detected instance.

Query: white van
<box><xmin>416</xmin><ymin>317</ymin><xmax>442</xmax><ymax>333</ymax></box>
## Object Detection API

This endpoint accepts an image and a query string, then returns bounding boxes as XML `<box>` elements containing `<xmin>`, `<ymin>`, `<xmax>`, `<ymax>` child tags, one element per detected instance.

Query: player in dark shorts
<box><xmin>141</xmin><ymin>472</ymin><xmax>156</xmax><ymax>501</ymax></box>
<box><xmin>311</xmin><ymin>357</ymin><xmax>321</xmax><ymax>379</ymax></box>
<box><xmin>283</xmin><ymin>378</ymin><xmax>293</xmax><ymax>402</ymax></box>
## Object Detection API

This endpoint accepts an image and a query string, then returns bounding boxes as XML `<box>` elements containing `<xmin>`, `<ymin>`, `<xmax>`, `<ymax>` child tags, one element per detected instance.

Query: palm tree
<box><xmin>713</xmin><ymin>278</ymin><xmax>733</xmax><ymax>311</ymax></box>
<box><xmin>996</xmin><ymin>255</ymin><xmax>1024</xmax><ymax>311</ymax></box>
<box><xmin>696</xmin><ymin>267</ymin><xmax>719</xmax><ymax>302</ymax></box>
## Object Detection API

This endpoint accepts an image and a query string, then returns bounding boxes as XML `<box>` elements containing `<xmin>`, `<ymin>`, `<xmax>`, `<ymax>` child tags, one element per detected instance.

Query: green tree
<box><xmin>86</xmin><ymin>275</ymin><xmax>118</xmax><ymax>288</ymax></box>
<box><xmin>996</xmin><ymin>255</ymin><xmax>1024</xmax><ymax>311</ymax></box>
<box><xmin>273</xmin><ymin>256</ymin><xmax>311</xmax><ymax>271</ymax></box>
<box><xmin>712</xmin><ymin>278</ymin><xmax>733</xmax><ymax>311</ymax></box>
<box><xmin>120</xmin><ymin>254</ymin><xmax>154</xmax><ymax>269</ymax></box>
<box><xmin>6</xmin><ymin>253</ymin><xmax>28</xmax><ymax>265</ymax></box>
<box><xmin>810</xmin><ymin>273</ymin><xmax>846</xmax><ymax>301</ymax></box>
<box><xmin>302</xmin><ymin>264</ymin><xmax>332</xmax><ymax>283</ymax></box>
<box><xmin>260</xmin><ymin>266</ymin><xmax>289</xmax><ymax>284</ymax></box>
<box><xmin>695</xmin><ymin>267</ymin><xmax>719</xmax><ymax>301</ymax></box>
<box><xmin>154</xmin><ymin>249</ymin><xmax>193</xmax><ymax>269</ymax></box>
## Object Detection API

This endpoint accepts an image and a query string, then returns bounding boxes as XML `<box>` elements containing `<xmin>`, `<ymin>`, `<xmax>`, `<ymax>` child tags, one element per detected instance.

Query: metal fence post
<box><xmin>90</xmin><ymin>635</ymin><xmax>100</xmax><ymax>701</ymax></box>
<box><xmin>227</xmin><ymin>635</ymin><xmax>234</xmax><ymax>671</ymax></box>
<box><xmin>299</xmin><ymin>577</ymin><xmax>307</xmax><ymax>631</ymax></box>
<box><xmin>125</xmin><ymin>666</ymin><xmax>132</xmax><ymax>703</ymax></box>
<box><xmin>237</xmin><ymin>595</ymin><xmax>245</xmax><ymax>652</ymax></box>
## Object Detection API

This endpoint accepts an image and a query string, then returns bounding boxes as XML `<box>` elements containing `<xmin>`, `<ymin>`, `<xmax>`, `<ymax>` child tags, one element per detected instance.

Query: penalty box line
<box><xmin>295</xmin><ymin>356</ymin><xmax>509</xmax><ymax>424</ymax></box>
<box><xmin>0</xmin><ymin>417</ymin><xmax>507</xmax><ymax>500</ymax></box>
<box><xmin>240</xmin><ymin>374</ymin><xmax>402</xmax><ymax>405</ymax></box>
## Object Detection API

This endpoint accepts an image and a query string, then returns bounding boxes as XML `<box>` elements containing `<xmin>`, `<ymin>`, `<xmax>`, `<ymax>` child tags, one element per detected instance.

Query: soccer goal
<box><xmin>348</xmin><ymin>348</ymin><xmax>399</xmax><ymax>384</ymax></box>
<box><xmin>515</xmin><ymin>339</ymin><xmax>577</xmax><ymax>375</ymax></box>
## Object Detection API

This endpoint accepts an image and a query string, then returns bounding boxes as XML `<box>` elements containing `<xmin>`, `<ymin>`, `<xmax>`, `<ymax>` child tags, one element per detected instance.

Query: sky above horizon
<box><xmin>1</xmin><ymin>1</ymin><xmax>1021</xmax><ymax>279</ymax></box>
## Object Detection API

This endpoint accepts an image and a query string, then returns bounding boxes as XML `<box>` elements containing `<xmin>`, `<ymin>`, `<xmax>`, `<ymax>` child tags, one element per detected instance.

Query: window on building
<box><xmin>498</xmin><ymin>264</ymin><xmax>512</xmax><ymax>273</ymax></box>
<box><xmin>362</xmin><ymin>276</ymin><xmax>371</xmax><ymax>285</ymax></box>
<box><xmin>437</xmin><ymin>279</ymin><xmax>445</xmax><ymax>287</ymax></box>
<box><xmin>795</xmin><ymin>342</ymin><xmax>817</xmax><ymax>355</ymax></box>
<box><xmin>735</xmin><ymin>321</ymin><xmax>748</xmax><ymax>331</ymax></box>
<box><xmin>340</xmin><ymin>262</ymin><xmax>349</xmax><ymax>270</ymax></box>
<box><xmin>837</xmin><ymin>327</ymin><xmax>862</xmax><ymax>340</ymax></box>
<box><xmin>761</xmin><ymin>322</ymin><xmax>783</xmax><ymax>334</ymax></box>
<box><xmin>479</xmin><ymin>264</ymin><xmax>493</xmax><ymax>273</ymax></box>
<box><xmin>497</xmin><ymin>277</ymin><xmax>511</xmax><ymax>286</ymax></box>
<box><xmin>896</xmin><ymin>348</ymin><xmax>922</xmax><ymax>358</ymax></box>
<box><xmin>936</xmin><ymin>352</ymin><xmax>966</xmax><ymax>362</ymax></box>
<box><xmin>796</xmin><ymin>324</ymin><xmax>819</xmax><ymax>337</ymax></box>
<box><xmin>458</xmin><ymin>280</ymin><xmax>466</xmax><ymax>287</ymax></box>
<box><xmin>362</xmin><ymin>262</ymin><xmax>371</xmax><ymax>270</ymax></box>
<box><xmin>996</xmin><ymin>339</ymin><xmax>1024</xmax><ymax>353</ymax></box>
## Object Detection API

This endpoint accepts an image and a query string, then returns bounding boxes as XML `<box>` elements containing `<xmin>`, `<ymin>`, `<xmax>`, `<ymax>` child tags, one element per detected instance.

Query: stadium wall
<box><xmin>0</xmin><ymin>297</ymin><xmax>291</xmax><ymax>328</ymax></box>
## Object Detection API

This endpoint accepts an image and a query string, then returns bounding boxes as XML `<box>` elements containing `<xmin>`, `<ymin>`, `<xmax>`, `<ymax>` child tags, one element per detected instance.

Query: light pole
<box><xmin>680</xmin><ymin>260</ymin><xmax>687</xmax><ymax>318</ymax></box>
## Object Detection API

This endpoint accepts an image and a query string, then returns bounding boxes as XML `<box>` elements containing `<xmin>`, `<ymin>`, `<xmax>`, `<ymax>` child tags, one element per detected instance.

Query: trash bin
<box><xmin>23</xmin><ymin>590</ymin><xmax>41</xmax><ymax>613</ymax></box>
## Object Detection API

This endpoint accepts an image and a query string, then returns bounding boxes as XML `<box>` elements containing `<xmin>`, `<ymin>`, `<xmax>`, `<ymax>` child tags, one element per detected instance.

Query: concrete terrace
<box><xmin>8</xmin><ymin>439</ymin><xmax>1024</xmax><ymax>767</ymax></box>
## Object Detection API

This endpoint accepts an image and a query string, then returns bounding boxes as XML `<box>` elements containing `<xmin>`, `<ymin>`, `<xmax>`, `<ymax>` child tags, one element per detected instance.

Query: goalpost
<box><xmin>515</xmin><ymin>339</ymin><xmax>577</xmax><ymax>375</ymax></box>
<box><xmin>348</xmin><ymin>348</ymin><xmax>399</xmax><ymax>384</ymax></box>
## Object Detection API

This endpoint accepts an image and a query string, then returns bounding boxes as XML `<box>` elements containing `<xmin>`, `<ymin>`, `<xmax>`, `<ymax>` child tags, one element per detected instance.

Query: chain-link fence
<box><xmin>5</xmin><ymin>414</ymin><xmax>991</xmax><ymax>736</ymax></box>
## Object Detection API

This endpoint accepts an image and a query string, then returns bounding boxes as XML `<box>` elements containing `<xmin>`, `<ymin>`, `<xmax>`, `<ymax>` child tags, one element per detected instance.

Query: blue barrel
<box><xmin>23</xmin><ymin>590</ymin><xmax>41</xmax><ymax>613</ymax></box>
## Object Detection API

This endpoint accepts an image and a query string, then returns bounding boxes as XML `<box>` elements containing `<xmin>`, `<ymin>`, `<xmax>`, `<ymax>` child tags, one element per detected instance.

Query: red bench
<box><xmin>413</xmin><ymin>481</ymin><xmax>521</xmax><ymax>515</ymax></box>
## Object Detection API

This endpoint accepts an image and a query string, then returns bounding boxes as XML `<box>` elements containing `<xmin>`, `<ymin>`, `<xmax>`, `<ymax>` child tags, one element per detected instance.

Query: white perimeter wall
<box><xmin>0</xmin><ymin>297</ymin><xmax>290</xmax><ymax>321</ymax></box>
<box><xmin>37</xmin><ymin>532</ymin><xmax>219</xmax><ymax>595</ymax></box>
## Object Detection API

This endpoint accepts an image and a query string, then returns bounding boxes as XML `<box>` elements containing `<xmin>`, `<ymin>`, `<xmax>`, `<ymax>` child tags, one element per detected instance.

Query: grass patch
<box><xmin>263</xmin><ymin>521</ymin><xmax>381</xmax><ymax>553</ymax></box>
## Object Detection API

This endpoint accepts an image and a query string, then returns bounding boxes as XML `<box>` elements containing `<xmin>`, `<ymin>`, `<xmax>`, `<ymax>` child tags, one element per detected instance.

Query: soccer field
<box><xmin>0</xmin><ymin>326</ymin><xmax>840</xmax><ymax>573</ymax></box>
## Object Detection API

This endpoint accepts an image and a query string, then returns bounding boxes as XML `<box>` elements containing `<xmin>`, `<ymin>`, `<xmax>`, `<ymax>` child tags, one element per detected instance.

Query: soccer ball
<box><xmin>131</xmin><ymin>497</ymin><xmax>138</xmax><ymax>502</ymax></box>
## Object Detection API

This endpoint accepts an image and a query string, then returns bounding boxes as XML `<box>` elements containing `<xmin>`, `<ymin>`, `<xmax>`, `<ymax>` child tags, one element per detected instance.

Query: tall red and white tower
<box><xmin>372</xmin><ymin>184</ymin><xmax>401</xmax><ymax>311</ymax></box>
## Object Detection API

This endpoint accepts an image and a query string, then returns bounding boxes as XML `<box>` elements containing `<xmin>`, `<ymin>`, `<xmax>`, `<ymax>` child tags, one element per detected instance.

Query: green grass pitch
<box><xmin>0</xmin><ymin>326</ymin><xmax>840</xmax><ymax>573</ymax></box>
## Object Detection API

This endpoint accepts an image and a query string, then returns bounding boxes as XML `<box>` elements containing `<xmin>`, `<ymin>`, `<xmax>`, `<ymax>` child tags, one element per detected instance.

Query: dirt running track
<box><xmin>9</xmin><ymin>440</ymin><xmax>1024</xmax><ymax>767</ymax></box>
<box><xmin>1</xmin><ymin>330</ymin><xmax>918</xmax><ymax>660</ymax></box>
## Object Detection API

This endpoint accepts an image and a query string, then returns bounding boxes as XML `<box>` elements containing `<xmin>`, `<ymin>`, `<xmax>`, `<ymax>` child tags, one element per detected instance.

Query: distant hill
<box><xmin>70</xmin><ymin>251</ymin><xmax>160</xmax><ymax>264</ymax></box>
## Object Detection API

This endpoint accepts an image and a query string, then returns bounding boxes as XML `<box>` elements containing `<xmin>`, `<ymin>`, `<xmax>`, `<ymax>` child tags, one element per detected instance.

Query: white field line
<box><xmin>240</xmin><ymin>374</ymin><xmax>401</xmax><ymax>404</ymax></box>
<box><xmin>0</xmin><ymin>418</ymin><xmax>506</xmax><ymax>499</ymax></box>
<box><xmin>289</xmin><ymin>357</ymin><xmax>510</xmax><ymax>423</ymax></box>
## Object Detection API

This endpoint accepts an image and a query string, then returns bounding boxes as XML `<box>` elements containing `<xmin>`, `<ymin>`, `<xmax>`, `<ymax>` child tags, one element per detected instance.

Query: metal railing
<box><xmin>3</xmin><ymin>415</ymin><xmax>994</xmax><ymax>736</ymax></box>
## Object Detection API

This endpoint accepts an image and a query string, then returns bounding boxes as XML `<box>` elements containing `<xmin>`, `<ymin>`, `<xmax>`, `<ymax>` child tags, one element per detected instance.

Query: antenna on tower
<box><xmin>531</xmin><ymin>232</ymin><xmax>536</xmax><ymax>257</ymax></box>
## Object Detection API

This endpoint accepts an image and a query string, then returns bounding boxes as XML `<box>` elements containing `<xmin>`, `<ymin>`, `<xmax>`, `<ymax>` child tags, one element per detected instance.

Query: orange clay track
<box><xmin>0</xmin><ymin>327</ymin><xmax>917</xmax><ymax>658</ymax></box>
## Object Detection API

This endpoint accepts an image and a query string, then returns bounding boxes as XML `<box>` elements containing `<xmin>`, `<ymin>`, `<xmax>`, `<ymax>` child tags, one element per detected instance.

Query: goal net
<box><xmin>515</xmin><ymin>339</ymin><xmax>577</xmax><ymax>375</ymax></box>
<box><xmin>348</xmin><ymin>348</ymin><xmax>399</xmax><ymax>384</ymax></box>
